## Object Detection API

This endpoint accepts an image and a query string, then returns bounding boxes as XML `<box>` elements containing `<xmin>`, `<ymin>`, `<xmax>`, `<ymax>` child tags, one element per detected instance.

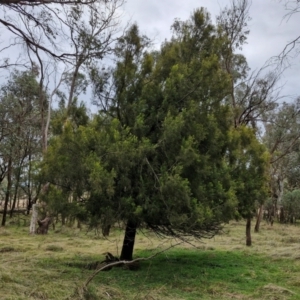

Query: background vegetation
<box><xmin>1</xmin><ymin>0</ymin><xmax>300</xmax><ymax>298</ymax></box>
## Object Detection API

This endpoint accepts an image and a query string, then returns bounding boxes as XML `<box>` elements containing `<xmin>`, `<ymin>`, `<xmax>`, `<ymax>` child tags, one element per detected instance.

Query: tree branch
<box><xmin>83</xmin><ymin>242</ymin><xmax>184</xmax><ymax>288</ymax></box>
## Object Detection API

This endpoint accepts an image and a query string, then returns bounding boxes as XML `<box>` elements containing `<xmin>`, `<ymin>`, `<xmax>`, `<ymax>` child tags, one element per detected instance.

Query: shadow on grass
<box><xmin>37</xmin><ymin>248</ymin><xmax>300</xmax><ymax>299</ymax></box>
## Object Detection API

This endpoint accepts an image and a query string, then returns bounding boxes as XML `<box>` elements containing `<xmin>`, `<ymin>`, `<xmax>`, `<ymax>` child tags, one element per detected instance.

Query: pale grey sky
<box><xmin>121</xmin><ymin>0</ymin><xmax>300</xmax><ymax>99</ymax></box>
<box><xmin>0</xmin><ymin>1</ymin><xmax>299</xmax><ymax>102</ymax></box>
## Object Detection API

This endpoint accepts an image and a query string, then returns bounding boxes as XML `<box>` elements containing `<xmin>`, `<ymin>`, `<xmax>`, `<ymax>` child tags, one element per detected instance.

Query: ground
<box><xmin>1</xmin><ymin>217</ymin><xmax>300</xmax><ymax>299</ymax></box>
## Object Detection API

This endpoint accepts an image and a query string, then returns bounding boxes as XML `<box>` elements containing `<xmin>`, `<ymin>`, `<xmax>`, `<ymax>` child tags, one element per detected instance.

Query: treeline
<box><xmin>1</xmin><ymin>0</ymin><xmax>300</xmax><ymax>260</ymax></box>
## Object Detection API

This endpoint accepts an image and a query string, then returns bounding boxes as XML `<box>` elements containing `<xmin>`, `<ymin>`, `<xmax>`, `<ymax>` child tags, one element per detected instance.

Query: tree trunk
<box><xmin>1</xmin><ymin>158</ymin><xmax>12</xmax><ymax>226</ymax></box>
<box><xmin>254</xmin><ymin>205</ymin><xmax>263</xmax><ymax>232</ymax></box>
<box><xmin>62</xmin><ymin>214</ymin><xmax>66</xmax><ymax>226</ymax></box>
<box><xmin>67</xmin><ymin>62</ymin><xmax>82</xmax><ymax>110</ymax></box>
<box><xmin>120</xmin><ymin>220</ymin><xmax>137</xmax><ymax>261</ymax></box>
<box><xmin>27</xmin><ymin>197</ymin><xmax>32</xmax><ymax>215</ymax></box>
<box><xmin>279</xmin><ymin>207</ymin><xmax>285</xmax><ymax>223</ymax></box>
<box><xmin>246</xmin><ymin>217</ymin><xmax>252</xmax><ymax>246</ymax></box>
<box><xmin>102</xmin><ymin>224</ymin><xmax>111</xmax><ymax>237</ymax></box>
<box><xmin>9</xmin><ymin>170</ymin><xmax>21</xmax><ymax>218</ymax></box>
<box><xmin>29</xmin><ymin>204</ymin><xmax>38</xmax><ymax>234</ymax></box>
<box><xmin>37</xmin><ymin>217</ymin><xmax>51</xmax><ymax>234</ymax></box>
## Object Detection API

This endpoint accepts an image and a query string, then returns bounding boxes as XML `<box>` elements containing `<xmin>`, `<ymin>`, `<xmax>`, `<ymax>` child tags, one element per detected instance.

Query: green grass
<box><xmin>86</xmin><ymin>249</ymin><xmax>300</xmax><ymax>300</ymax></box>
<box><xmin>1</xmin><ymin>219</ymin><xmax>300</xmax><ymax>299</ymax></box>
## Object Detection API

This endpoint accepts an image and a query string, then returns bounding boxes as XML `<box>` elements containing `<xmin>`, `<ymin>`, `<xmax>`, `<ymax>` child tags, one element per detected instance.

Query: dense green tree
<box><xmin>41</xmin><ymin>9</ymin><xmax>268</xmax><ymax>260</ymax></box>
<box><xmin>282</xmin><ymin>189</ymin><xmax>300</xmax><ymax>223</ymax></box>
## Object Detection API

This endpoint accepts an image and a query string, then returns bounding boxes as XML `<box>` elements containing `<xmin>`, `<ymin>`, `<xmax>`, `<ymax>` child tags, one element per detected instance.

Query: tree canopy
<box><xmin>39</xmin><ymin>9</ymin><xmax>269</xmax><ymax>260</ymax></box>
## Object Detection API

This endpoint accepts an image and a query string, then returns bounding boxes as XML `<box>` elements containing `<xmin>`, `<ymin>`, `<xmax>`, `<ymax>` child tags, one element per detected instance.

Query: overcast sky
<box><xmin>121</xmin><ymin>0</ymin><xmax>300</xmax><ymax>100</ymax></box>
<box><xmin>0</xmin><ymin>1</ymin><xmax>299</xmax><ymax>104</ymax></box>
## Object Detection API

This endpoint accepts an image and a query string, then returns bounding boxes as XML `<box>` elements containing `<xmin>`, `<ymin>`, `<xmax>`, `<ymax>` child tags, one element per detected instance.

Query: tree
<box><xmin>38</xmin><ymin>99</ymin><xmax>90</xmax><ymax>225</ymax></box>
<box><xmin>262</xmin><ymin>98</ymin><xmax>300</xmax><ymax>221</ymax></box>
<box><xmin>217</xmin><ymin>0</ymin><xmax>275</xmax><ymax>243</ymax></box>
<box><xmin>228</xmin><ymin>126</ymin><xmax>269</xmax><ymax>245</ymax></box>
<box><xmin>282</xmin><ymin>189</ymin><xmax>300</xmax><ymax>223</ymax></box>
<box><xmin>0</xmin><ymin>0</ymin><xmax>123</xmax><ymax>64</ymax></box>
<box><xmin>0</xmin><ymin>69</ymin><xmax>47</xmax><ymax>224</ymax></box>
<box><xmin>277</xmin><ymin>0</ymin><xmax>300</xmax><ymax>62</ymax></box>
<box><xmin>41</xmin><ymin>10</ymin><xmax>268</xmax><ymax>261</ymax></box>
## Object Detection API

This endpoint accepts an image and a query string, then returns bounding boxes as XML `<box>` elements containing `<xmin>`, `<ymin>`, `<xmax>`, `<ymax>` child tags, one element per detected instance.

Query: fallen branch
<box><xmin>84</xmin><ymin>242</ymin><xmax>184</xmax><ymax>288</ymax></box>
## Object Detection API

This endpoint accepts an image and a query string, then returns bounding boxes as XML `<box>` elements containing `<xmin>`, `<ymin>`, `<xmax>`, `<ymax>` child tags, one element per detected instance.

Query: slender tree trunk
<box><xmin>246</xmin><ymin>217</ymin><xmax>252</xmax><ymax>246</ymax></box>
<box><xmin>67</xmin><ymin>62</ymin><xmax>82</xmax><ymax>110</ymax></box>
<box><xmin>254</xmin><ymin>205</ymin><xmax>263</xmax><ymax>232</ymax></box>
<box><xmin>27</xmin><ymin>195</ymin><xmax>33</xmax><ymax>215</ymax></box>
<box><xmin>9</xmin><ymin>193</ymin><xmax>17</xmax><ymax>218</ymax></box>
<box><xmin>10</xmin><ymin>165</ymin><xmax>22</xmax><ymax>218</ymax></box>
<box><xmin>62</xmin><ymin>214</ymin><xmax>66</xmax><ymax>226</ymax></box>
<box><xmin>120</xmin><ymin>220</ymin><xmax>137</xmax><ymax>261</ymax></box>
<box><xmin>102</xmin><ymin>224</ymin><xmax>111</xmax><ymax>237</ymax></box>
<box><xmin>30</xmin><ymin>203</ymin><xmax>38</xmax><ymax>234</ymax></box>
<box><xmin>2</xmin><ymin>158</ymin><xmax>12</xmax><ymax>226</ymax></box>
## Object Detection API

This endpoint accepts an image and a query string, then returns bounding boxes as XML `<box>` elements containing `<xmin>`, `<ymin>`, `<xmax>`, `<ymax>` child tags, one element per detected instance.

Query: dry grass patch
<box><xmin>1</xmin><ymin>219</ymin><xmax>300</xmax><ymax>299</ymax></box>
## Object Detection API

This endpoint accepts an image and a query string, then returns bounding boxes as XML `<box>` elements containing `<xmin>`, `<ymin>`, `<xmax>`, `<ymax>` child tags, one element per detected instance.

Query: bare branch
<box><xmin>1</xmin><ymin>0</ymin><xmax>98</xmax><ymax>5</ymax></box>
<box><xmin>0</xmin><ymin>0</ymin><xmax>124</xmax><ymax>64</ymax></box>
<box><xmin>83</xmin><ymin>242</ymin><xmax>184</xmax><ymax>288</ymax></box>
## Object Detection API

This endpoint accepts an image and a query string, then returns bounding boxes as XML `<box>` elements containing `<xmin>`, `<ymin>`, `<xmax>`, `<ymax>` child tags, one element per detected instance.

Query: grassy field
<box><xmin>1</xmin><ymin>217</ymin><xmax>300</xmax><ymax>300</ymax></box>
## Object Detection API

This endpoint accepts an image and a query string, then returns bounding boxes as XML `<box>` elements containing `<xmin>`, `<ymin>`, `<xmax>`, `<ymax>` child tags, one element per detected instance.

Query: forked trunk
<box><xmin>120</xmin><ymin>220</ymin><xmax>137</xmax><ymax>261</ymax></box>
<box><xmin>254</xmin><ymin>205</ymin><xmax>263</xmax><ymax>232</ymax></box>
<box><xmin>246</xmin><ymin>217</ymin><xmax>252</xmax><ymax>246</ymax></box>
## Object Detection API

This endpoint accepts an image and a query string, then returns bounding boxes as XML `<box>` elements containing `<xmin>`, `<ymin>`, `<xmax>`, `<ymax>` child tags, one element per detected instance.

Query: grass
<box><xmin>1</xmin><ymin>219</ymin><xmax>300</xmax><ymax>299</ymax></box>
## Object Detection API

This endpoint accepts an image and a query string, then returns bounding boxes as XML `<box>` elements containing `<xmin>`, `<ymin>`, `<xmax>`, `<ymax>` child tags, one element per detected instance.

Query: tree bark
<box><xmin>37</xmin><ymin>217</ymin><xmax>51</xmax><ymax>234</ymax></box>
<box><xmin>120</xmin><ymin>220</ymin><xmax>137</xmax><ymax>261</ymax></box>
<box><xmin>102</xmin><ymin>224</ymin><xmax>111</xmax><ymax>237</ymax></box>
<box><xmin>279</xmin><ymin>207</ymin><xmax>285</xmax><ymax>223</ymax></box>
<box><xmin>254</xmin><ymin>205</ymin><xmax>263</xmax><ymax>232</ymax></box>
<box><xmin>29</xmin><ymin>204</ymin><xmax>38</xmax><ymax>234</ymax></box>
<box><xmin>1</xmin><ymin>158</ymin><xmax>12</xmax><ymax>226</ymax></box>
<box><xmin>9</xmin><ymin>166</ymin><xmax>22</xmax><ymax>218</ymax></box>
<box><xmin>246</xmin><ymin>217</ymin><xmax>252</xmax><ymax>246</ymax></box>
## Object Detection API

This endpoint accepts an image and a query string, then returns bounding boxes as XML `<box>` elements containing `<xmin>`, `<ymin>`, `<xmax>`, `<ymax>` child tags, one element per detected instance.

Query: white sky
<box><xmin>0</xmin><ymin>0</ymin><xmax>299</xmax><ymax>103</ymax></box>
<box><xmin>121</xmin><ymin>0</ymin><xmax>300</xmax><ymax>100</ymax></box>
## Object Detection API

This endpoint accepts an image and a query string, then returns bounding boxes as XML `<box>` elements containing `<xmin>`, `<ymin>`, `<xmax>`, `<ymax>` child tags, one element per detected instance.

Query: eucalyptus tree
<box><xmin>262</xmin><ymin>98</ymin><xmax>300</xmax><ymax>217</ymax></box>
<box><xmin>0</xmin><ymin>69</ymin><xmax>47</xmax><ymax>224</ymax></box>
<box><xmin>216</xmin><ymin>0</ymin><xmax>276</xmax><ymax>244</ymax></box>
<box><xmin>0</xmin><ymin>0</ymin><xmax>123</xmax><ymax>64</ymax></box>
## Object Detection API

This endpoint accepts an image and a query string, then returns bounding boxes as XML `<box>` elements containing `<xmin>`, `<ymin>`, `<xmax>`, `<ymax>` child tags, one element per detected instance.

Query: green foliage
<box><xmin>0</xmin><ymin>69</ymin><xmax>47</xmax><ymax>212</ymax></box>
<box><xmin>1</xmin><ymin>224</ymin><xmax>300</xmax><ymax>300</ymax></box>
<box><xmin>282</xmin><ymin>189</ymin><xmax>300</xmax><ymax>221</ymax></box>
<box><xmin>228</xmin><ymin>126</ymin><xmax>269</xmax><ymax>218</ymax></box>
<box><xmin>40</xmin><ymin>9</ymin><xmax>268</xmax><ymax>247</ymax></box>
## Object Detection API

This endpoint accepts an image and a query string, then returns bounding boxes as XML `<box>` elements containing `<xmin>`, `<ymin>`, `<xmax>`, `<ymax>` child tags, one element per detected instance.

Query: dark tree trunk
<box><xmin>37</xmin><ymin>217</ymin><xmax>52</xmax><ymax>234</ymax></box>
<box><xmin>2</xmin><ymin>158</ymin><xmax>12</xmax><ymax>226</ymax></box>
<box><xmin>254</xmin><ymin>205</ymin><xmax>263</xmax><ymax>232</ymax></box>
<box><xmin>246</xmin><ymin>217</ymin><xmax>252</xmax><ymax>246</ymax></box>
<box><xmin>10</xmin><ymin>156</ymin><xmax>24</xmax><ymax>218</ymax></box>
<box><xmin>120</xmin><ymin>220</ymin><xmax>137</xmax><ymax>261</ymax></box>
<box><xmin>279</xmin><ymin>207</ymin><xmax>285</xmax><ymax>223</ymax></box>
<box><xmin>62</xmin><ymin>214</ymin><xmax>66</xmax><ymax>226</ymax></box>
<box><xmin>102</xmin><ymin>224</ymin><xmax>111</xmax><ymax>237</ymax></box>
<box><xmin>9</xmin><ymin>194</ymin><xmax>17</xmax><ymax>218</ymax></box>
<box><xmin>26</xmin><ymin>197</ymin><xmax>32</xmax><ymax>215</ymax></box>
<box><xmin>10</xmin><ymin>178</ymin><xmax>20</xmax><ymax>218</ymax></box>
<box><xmin>77</xmin><ymin>220</ymin><xmax>81</xmax><ymax>229</ymax></box>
